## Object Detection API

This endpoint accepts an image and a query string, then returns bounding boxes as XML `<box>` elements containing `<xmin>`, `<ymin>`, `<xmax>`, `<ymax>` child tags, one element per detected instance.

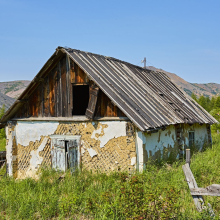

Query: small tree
<box><xmin>198</xmin><ymin>95</ymin><xmax>208</xmax><ymax>111</ymax></box>
<box><xmin>191</xmin><ymin>93</ymin><xmax>197</xmax><ymax>102</ymax></box>
<box><xmin>215</xmin><ymin>96</ymin><xmax>220</xmax><ymax>109</ymax></box>
<box><xmin>210</xmin><ymin>108</ymin><xmax>220</xmax><ymax>132</ymax></box>
<box><xmin>210</xmin><ymin>96</ymin><xmax>216</xmax><ymax>111</ymax></box>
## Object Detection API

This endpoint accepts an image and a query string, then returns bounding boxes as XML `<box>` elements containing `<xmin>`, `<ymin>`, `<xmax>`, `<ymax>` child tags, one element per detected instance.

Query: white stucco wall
<box><xmin>135</xmin><ymin>123</ymin><xmax>209</xmax><ymax>170</ymax></box>
<box><xmin>183</xmin><ymin>123</ymin><xmax>208</xmax><ymax>149</ymax></box>
<box><xmin>16</xmin><ymin>121</ymin><xmax>59</xmax><ymax>146</ymax></box>
<box><xmin>143</xmin><ymin>125</ymin><xmax>176</xmax><ymax>157</ymax></box>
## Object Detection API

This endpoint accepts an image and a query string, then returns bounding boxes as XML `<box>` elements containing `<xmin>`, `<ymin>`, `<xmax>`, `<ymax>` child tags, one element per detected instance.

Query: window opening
<box><xmin>51</xmin><ymin>135</ymin><xmax>80</xmax><ymax>172</ymax></box>
<box><xmin>189</xmin><ymin>131</ymin><xmax>195</xmax><ymax>148</ymax></box>
<box><xmin>72</xmin><ymin>85</ymin><xmax>89</xmax><ymax>115</ymax></box>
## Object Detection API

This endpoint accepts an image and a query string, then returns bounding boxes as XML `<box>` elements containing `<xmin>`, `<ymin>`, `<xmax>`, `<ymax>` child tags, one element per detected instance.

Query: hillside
<box><xmin>0</xmin><ymin>68</ymin><xmax>219</xmax><ymax>111</ymax></box>
<box><xmin>147</xmin><ymin>66</ymin><xmax>220</xmax><ymax>97</ymax></box>
<box><xmin>0</xmin><ymin>92</ymin><xmax>15</xmax><ymax>110</ymax></box>
<box><xmin>0</xmin><ymin>80</ymin><xmax>30</xmax><ymax>99</ymax></box>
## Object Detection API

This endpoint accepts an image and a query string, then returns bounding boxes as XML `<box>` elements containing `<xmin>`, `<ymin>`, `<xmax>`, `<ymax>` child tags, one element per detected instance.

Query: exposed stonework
<box><xmin>8</xmin><ymin>120</ymin><xmax>136</xmax><ymax>179</ymax></box>
<box><xmin>55</xmin><ymin>121</ymin><xmax>136</xmax><ymax>172</ymax></box>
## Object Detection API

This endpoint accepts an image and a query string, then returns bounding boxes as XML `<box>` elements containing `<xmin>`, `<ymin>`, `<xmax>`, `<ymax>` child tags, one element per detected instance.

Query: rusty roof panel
<box><xmin>64</xmin><ymin>48</ymin><xmax>217</xmax><ymax>131</ymax></box>
<box><xmin>0</xmin><ymin>47</ymin><xmax>217</xmax><ymax>131</ymax></box>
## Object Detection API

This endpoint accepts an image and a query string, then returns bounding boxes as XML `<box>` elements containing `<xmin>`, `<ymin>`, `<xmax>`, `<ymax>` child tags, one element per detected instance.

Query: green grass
<box><xmin>0</xmin><ymin>138</ymin><xmax>6</xmax><ymax>151</ymax></box>
<box><xmin>0</xmin><ymin>134</ymin><xmax>220</xmax><ymax>219</ymax></box>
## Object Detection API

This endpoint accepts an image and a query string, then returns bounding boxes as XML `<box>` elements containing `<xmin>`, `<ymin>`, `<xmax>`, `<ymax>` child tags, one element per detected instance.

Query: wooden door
<box><xmin>51</xmin><ymin>139</ymin><xmax>66</xmax><ymax>171</ymax></box>
<box><xmin>67</xmin><ymin>139</ymin><xmax>79</xmax><ymax>173</ymax></box>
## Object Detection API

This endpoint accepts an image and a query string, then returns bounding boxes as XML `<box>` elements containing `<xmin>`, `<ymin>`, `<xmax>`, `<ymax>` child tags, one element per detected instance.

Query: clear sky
<box><xmin>0</xmin><ymin>0</ymin><xmax>220</xmax><ymax>83</ymax></box>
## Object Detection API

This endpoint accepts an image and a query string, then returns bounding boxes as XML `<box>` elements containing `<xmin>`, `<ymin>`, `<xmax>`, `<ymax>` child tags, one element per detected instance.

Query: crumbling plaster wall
<box><xmin>183</xmin><ymin>123</ymin><xmax>209</xmax><ymax>149</ymax></box>
<box><xmin>5</xmin><ymin>122</ymin><xmax>17</xmax><ymax>177</ymax></box>
<box><xmin>7</xmin><ymin>120</ymin><xmax>136</xmax><ymax>178</ymax></box>
<box><xmin>136</xmin><ymin>123</ymin><xmax>209</xmax><ymax>170</ymax></box>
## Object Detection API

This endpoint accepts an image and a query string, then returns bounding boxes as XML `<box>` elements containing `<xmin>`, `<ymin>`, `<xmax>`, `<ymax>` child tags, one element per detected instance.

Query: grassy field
<box><xmin>0</xmin><ymin>138</ymin><xmax>6</xmax><ymax>151</ymax></box>
<box><xmin>0</xmin><ymin>134</ymin><xmax>220</xmax><ymax>219</ymax></box>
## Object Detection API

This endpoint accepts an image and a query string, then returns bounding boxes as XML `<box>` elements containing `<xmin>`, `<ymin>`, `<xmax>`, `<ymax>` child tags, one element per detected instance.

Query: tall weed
<box><xmin>0</xmin><ymin>133</ymin><xmax>220</xmax><ymax>219</ymax></box>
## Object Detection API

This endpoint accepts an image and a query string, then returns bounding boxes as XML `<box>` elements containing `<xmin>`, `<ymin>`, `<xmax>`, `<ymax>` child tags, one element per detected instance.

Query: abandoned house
<box><xmin>0</xmin><ymin>47</ymin><xmax>217</xmax><ymax>179</ymax></box>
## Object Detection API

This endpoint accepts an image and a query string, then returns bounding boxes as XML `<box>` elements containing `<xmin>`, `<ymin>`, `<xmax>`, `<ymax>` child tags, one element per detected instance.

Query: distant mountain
<box><xmin>0</xmin><ymin>92</ymin><xmax>15</xmax><ymax>110</ymax></box>
<box><xmin>146</xmin><ymin>66</ymin><xmax>220</xmax><ymax>98</ymax></box>
<box><xmin>0</xmin><ymin>80</ymin><xmax>30</xmax><ymax>99</ymax></box>
<box><xmin>0</xmin><ymin>67</ymin><xmax>219</xmax><ymax>112</ymax></box>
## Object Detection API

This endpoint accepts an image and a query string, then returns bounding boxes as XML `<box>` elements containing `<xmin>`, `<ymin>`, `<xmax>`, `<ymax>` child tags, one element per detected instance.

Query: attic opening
<box><xmin>72</xmin><ymin>85</ymin><xmax>89</xmax><ymax>115</ymax></box>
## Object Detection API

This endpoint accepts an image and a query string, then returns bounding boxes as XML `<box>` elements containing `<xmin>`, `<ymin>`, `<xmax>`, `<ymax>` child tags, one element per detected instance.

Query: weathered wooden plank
<box><xmin>66</xmin><ymin>55</ymin><xmax>72</xmax><ymax>117</ymax></box>
<box><xmin>100</xmin><ymin>91</ymin><xmax>107</xmax><ymax>117</ymax></box>
<box><xmin>190</xmin><ymin>184</ymin><xmax>220</xmax><ymax>196</ymax></box>
<box><xmin>43</xmin><ymin>76</ymin><xmax>50</xmax><ymax>117</ymax></box>
<box><xmin>182</xmin><ymin>163</ymin><xmax>204</xmax><ymax>212</ymax></box>
<box><xmin>61</xmin><ymin>57</ymin><xmax>67</xmax><ymax>117</ymax></box>
<box><xmin>70</xmin><ymin>59</ymin><xmax>76</xmax><ymax>83</ymax></box>
<box><xmin>186</xmin><ymin>149</ymin><xmax>190</xmax><ymax>165</ymax></box>
<box><xmin>38</xmin><ymin>84</ymin><xmax>43</xmax><ymax>117</ymax></box>
<box><xmin>85</xmin><ymin>84</ymin><xmax>99</xmax><ymax>119</ymax></box>
<box><xmin>75</xmin><ymin>63</ymin><xmax>79</xmax><ymax>83</ymax></box>
<box><xmin>49</xmin><ymin>68</ymin><xmax>55</xmax><ymax>117</ymax></box>
<box><xmin>57</xmin><ymin>61</ymin><xmax>62</xmax><ymax>117</ymax></box>
<box><xmin>54</xmin><ymin>66</ymin><xmax>58</xmax><ymax>117</ymax></box>
<box><xmin>34</xmin><ymin>90</ymin><xmax>38</xmax><ymax>117</ymax></box>
<box><xmin>29</xmin><ymin>94</ymin><xmax>34</xmax><ymax>117</ymax></box>
<box><xmin>182</xmin><ymin>163</ymin><xmax>215</xmax><ymax>216</ymax></box>
<box><xmin>23</xmin><ymin>102</ymin><xmax>28</xmax><ymax>118</ymax></box>
<box><xmin>13</xmin><ymin>116</ymin><xmax>129</xmax><ymax>121</ymax></box>
<box><xmin>107</xmin><ymin>99</ymin><xmax>114</xmax><ymax>117</ymax></box>
<box><xmin>78</xmin><ymin>68</ymin><xmax>85</xmax><ymax>83</ymax></box>
<box><xmin>94</xmin><ymin>90</ymin><xmax>101</xmax><ymax>117</ymax></box>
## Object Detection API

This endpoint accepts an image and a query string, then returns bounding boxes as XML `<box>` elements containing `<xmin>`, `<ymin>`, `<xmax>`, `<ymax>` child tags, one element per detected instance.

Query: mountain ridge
<box><xmin>146</xmin><ymin>66</ymin><xmax>220</xmax><ymax>97</ymax></box>
<box><xmin>0</xmin><ymin>69</ymin><xmax>219</xmax><ymax>111</ymax></box>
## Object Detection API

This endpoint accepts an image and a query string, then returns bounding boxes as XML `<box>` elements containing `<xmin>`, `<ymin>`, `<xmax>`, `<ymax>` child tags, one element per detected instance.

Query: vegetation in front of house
<box><xmin>0</xmin><ymin>133</ymin><xmax>219</xmax><ymax>219</ymax></box>
<box><xmin>0</xmin><ymin>105</ymin><xmax>6</xmax><ymax>151</ymax></box>
<box><xmin>191</xmin><ymin>93</ymin><xmax>220</xmax><ymax>132</ymax></box>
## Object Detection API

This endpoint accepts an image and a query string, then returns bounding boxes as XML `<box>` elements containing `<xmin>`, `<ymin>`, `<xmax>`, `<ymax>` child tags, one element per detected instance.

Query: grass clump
<box><xmin>0</xmin><ymin>138</ymin><xmax>6</xmax><ymax>151</ymax></box>
<box><xmin>0</xmin><ymin>133</ymin><xmax>220</xmax><ymax>219</ymax></box>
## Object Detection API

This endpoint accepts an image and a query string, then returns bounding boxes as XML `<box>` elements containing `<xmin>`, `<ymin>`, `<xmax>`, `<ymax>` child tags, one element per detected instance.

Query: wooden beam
<box><xmin>182</xmin><ymin>163</ymin><xmax>215</xmax><ymax>216</ymax></box>
<box><xmin>11</xmin><ymin>116</ymin><xmax>129</xmax><ymax>122</ymax></box>
<box><xmin>182</xmin><ymin>163</ymin><xmax>204</xmax><ymax>211</ymax></box>
<box><xmin>190</xmin><ymin>184</ymin><xmax>220</xmax><ymax>196</ymax></box>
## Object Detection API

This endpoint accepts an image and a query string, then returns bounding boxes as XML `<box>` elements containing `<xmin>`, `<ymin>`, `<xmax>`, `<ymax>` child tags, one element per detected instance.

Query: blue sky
<box><xmin>0</xmin><ymin>0</ymin><xmax>220</xmax><ymax>83</ymax></box>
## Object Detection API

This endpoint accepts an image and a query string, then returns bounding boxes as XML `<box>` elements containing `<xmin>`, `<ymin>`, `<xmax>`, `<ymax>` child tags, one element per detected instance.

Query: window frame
<box><xmin>50</xmin><ymin>135</ymin><xmax>81</xmax><ymax>171</ymax></box>
<box><xmin>189</xmin><ymin>131</ymin><xmax>195</xmax><ymax>148</ymax></box>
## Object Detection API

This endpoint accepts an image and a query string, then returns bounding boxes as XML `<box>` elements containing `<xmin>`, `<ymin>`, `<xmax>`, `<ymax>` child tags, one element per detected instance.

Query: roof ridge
<box><xmin>59</xmin><ymin>46</ymin><xmax>153</xmax><ymax>72</ymax></box>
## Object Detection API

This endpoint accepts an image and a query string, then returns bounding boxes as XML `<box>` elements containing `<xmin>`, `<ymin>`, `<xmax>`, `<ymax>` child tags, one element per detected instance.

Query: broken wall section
<box><xmin>55</xmin><ymin>121</ymin><xmax>136</xmax><ymax>172</ymax></box>
<box><xmin>138</xmin><ymin>123</ymin><xmax>210</xmax><ymax>168</ymax></box>
<box><xmin>8</xmin><ymin>120</ymin><xmax>136</xmax><ymax>179</ymax></box>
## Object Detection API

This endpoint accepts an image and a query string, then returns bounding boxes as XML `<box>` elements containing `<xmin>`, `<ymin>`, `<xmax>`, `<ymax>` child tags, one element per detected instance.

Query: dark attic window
<box><xmin>72</xmin><ymin>85</ymin><xmax>89</xmax><ymax>115</ymax></box>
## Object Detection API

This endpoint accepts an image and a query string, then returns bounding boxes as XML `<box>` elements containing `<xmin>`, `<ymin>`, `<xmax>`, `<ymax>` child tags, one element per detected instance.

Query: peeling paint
<box><xmin>87</xmin><ymin>148</ymin><xmax>98</xmax><ymax>158</ymax></box>
<box><xmin>131</xmin><ymin>157</ymin><xmax>136</xmax><ymax>165</ymax></box>
<box><xmin>16</xmin><ymin>121</ymin><xmax>59</xmax><ymax>146</ymax></box>
<box><xmin>5</xmin><ymin>122</ymin><xmax>16</xmax><ymax>177</ymax></box>
<box><xmin>91</xmin><ymin>122</ymin><xmax>127</xmax><ymax>148</ymax></box>
<box><xmin>29</xmin><ymin>138</ymin><xmax>48</xmax><ymax>170</ymax></box>
<box><xmin>138</xmin><ymin>123</ymin><xmax>210</xmax><ymax>165</ymax></box>
<box><xmin>8</xmin><ymin>120</ymin><xmax>136</xmax><ymax>178</ymax></box>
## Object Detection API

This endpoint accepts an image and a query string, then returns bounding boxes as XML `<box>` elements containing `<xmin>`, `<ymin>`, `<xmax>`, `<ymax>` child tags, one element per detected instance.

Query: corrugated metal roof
<box><xmin>0</xmin><ymin>47</ymin><xmax>217</xmax><ymax>131</ymax></box>
<box><xmin>64</xmin><ymin>47</ymin><xmax>217</xmax><ymax>131</ymax></box>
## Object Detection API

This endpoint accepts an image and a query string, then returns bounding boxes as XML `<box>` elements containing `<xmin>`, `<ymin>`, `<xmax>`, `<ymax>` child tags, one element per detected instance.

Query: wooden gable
<box><xmin>14</xmin><ymin>55</ymin><xmax>125</xmax><ymax>119</ymax></box>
